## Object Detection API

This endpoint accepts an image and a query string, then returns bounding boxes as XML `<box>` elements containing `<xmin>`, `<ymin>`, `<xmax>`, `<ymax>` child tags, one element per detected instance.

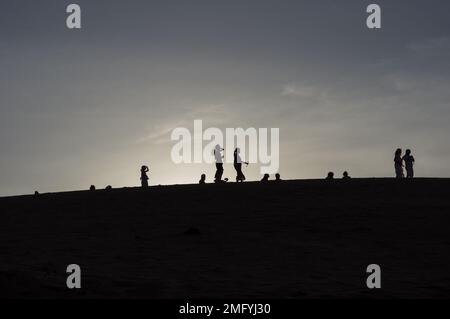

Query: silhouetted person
<box><xmin>34</xmin><ymin>191</ymin><xmax>39</xmax><ymax>196</ymax></box>
<box><xmin>326</xmin><ymin>172</ymin><xmax>334</xmax><ymax>180</ymax></box>
<box><xmin>214</xmin><ymin>145</ymin><xmax>225</xmax><ymax>183</ymax></box>
<box><xmin>141</xmin><ymin>165</ymin><xmax>149</xmax><ymax>188</ymax></box>
<box><xmin>199</xmin><ymin>174</ymin><xmax>206</xmax><ymax>184</ymax></box>
<box><xmin>261</xmin><ymin>174</ymin><xmax>270</xmax><ymax>182</ymax></box>
<box><xmin>90</xmin><ymin>185</ymin><xmax>96</xmax><ymax>191</ymax></box>
<box><xmin>234</xmin><ymin>148</ymin><xmax>248</xmax><ymax>182</ymax></box>
<box><xmin>394</xmin><ymin>148</ymin><xmax>404</xmax><ymax>179</ymax></box>
<box><xmin>275</xmin><ymin>173</ymin><xmax>282</xmax><ymax>181</ymax></box>
<box><xmin>105</xmin><ymin>185</ymin><xmax>112</xmax><ymax>190</ymax></box>
<box><xmin>402</xmin><ymin>149</ymin><xmax>415</xmax><ymax>178</ymax></box>
<box><xmin>342</xmin><ymin>171</ymin><xmax>351</xmax><ymax>180</ymax></box>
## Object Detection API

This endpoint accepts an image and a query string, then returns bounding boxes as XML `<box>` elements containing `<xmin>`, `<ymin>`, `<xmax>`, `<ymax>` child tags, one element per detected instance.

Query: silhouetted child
<box><xmin>261</xmin><ymin>174</ymin><xmax>270</xmax><ymax>182</ymax></box>
<box><xmin>326</xmin><ymin>172</ymin><xmax>334</xmax><ymax>180</ymax></box>
<box><xmin>402</xmin><ymin>149</ymin><xmax>415</xmax><ymax>178</ymax></box>
<box><xmin>234</xmin><ymin>148</ymin><xmax>249</xmax><ymax>183</ymax></box>
<box><xmin>275</xmin><ymin>173</ymin><xmax>282</xmax><ymax>181</ymax></box>
<box><xmin>199</xmin><ymin>174</ymin><xmax>206</xmax><ymax>184</ymax></box>
<box><xmin>342</xmin><ymin>171</ymin><xmax>351</xmax><ymax>180</ymax></box>
<box><xmin>394</xmin><ymin>148</ymin><xmax>404</xmax><ymax>179</ymax></box>
<box><xmin>140</xmin><ymin>165</ymin><xmax>149</xmax><ymax>187</ymax></box>
<box><xmin>214</xmin><ymin>145</ymin><xmax>225</xmax><ymax>183</ymax></box>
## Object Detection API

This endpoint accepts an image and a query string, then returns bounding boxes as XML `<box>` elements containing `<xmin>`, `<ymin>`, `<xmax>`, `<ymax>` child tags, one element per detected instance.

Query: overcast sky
<box><xmin>1</xmin><ymin>0</ymin><xmax>450</xmax><ymax>196</ymax></box>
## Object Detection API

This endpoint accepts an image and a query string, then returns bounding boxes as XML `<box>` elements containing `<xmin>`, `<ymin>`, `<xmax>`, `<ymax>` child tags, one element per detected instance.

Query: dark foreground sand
<box><xmin>1</xmin><ymin>178</ymin><xmax>450</xmax><ymax>298</ymax></box>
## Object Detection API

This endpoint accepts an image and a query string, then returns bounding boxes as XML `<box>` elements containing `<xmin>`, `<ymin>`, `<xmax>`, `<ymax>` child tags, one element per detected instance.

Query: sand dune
<box><xmin>1</xmin><ymin>178</ymin><xmax>449</xmax><ymax>298</ymax></box>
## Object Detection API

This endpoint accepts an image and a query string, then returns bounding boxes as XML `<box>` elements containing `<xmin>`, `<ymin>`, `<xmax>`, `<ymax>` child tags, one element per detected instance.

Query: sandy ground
<box><xmin>1</xmin><ymin>178</ymin><xmax>450</xmax><ymax>298</ymax></box>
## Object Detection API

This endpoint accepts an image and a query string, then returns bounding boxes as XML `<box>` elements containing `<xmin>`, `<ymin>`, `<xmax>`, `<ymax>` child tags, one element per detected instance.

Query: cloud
<box><xmin>135</xmin><ymin>103</ymin><xmax>236</xmax><ymax>144</ymax></box>
<box><xmin>281</xmin><ymin>84</ymin><xmax>318</xmax><ymax>98</ymax></box>
<box><xmin>281</xmin><ymin>83</ymin><xmax>331</xmax><ymax>104</ymax></box>
<box><xmin>188</xmin><ymin>104</ymin><xmax>232</xmax><ymax>123</ymax></box>
<box><xmin>384</xmin><ymin>74</ymin><xmax>417</xmax><ymax>92</ymax></box>
<box><xmin>136</xmin><ymin>124</ymin><xmax>177</xmax><ymax>145</ymax></box>
<box><xmin>408</xmin><ymin>37</ymin><xmax>450</xmax><ymax>55</ymax></box>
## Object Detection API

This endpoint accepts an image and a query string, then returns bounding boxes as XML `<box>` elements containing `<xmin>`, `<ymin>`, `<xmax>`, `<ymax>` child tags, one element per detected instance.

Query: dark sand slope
<box><xmin>1</xmin><ymin>179</ymin><xmax>450</xmax><ymax>298</ymax></box>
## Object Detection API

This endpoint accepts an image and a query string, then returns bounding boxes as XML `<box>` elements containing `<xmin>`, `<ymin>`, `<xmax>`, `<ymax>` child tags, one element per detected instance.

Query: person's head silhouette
<box><xmin>326</xmin><ymin>172</ymin><xmax>334</xmax><ymax>180</ymax></box>
<box><xmin>275</xmin><ymin>173</ymin><xmax>281</xmax><ymax>181</ymax></box>
<box><xmin>395</xmin><ymin>148</ymin><xmax>402</xmax><ymax>156</ymax></box>
<box><xmin>405</xmin><ymin>149</ymin><xmax>411</xmax><ymax>156</ymax></box>
<box><xmin>342</xmin><ymin>171</ymin><xmax>351</xmax><ymax>179</ymax></box>
<box><xmin>199</xmin><ymin>174</ymin><xmax>206</xmax><ymax>184</ymax></box>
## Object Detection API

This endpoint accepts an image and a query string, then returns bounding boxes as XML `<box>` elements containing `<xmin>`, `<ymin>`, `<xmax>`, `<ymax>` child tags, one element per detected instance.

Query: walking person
<box><xmin>214</xmin><ymin>145</ymin><xmax>225</xmax><ymax>183</ymax></box>
<box><xmin>234</xmin><ymin>148</ymin><xmax>248</xmax><ymax>182</ymax></box>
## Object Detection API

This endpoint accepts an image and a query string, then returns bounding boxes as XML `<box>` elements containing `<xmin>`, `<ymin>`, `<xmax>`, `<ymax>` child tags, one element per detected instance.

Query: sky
<box><xmin>1</xmin><ymin>0</ymin><xmax>450</xmax><ymax>196</ymax></box>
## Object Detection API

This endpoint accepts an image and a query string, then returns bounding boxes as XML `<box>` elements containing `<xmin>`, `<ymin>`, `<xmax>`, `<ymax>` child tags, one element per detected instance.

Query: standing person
<box><xmin>214</xmin><ymin>145</ymin><xmax>224</xmax><ymax>183</ymax></box>
<box><xmin>234</xmin><ymin>148</ymin><xmax>248</xmax><ymax>182</ymax></box>
<box><xmin>402</xmin><ymin>149</ymin><xmax>415</xmax><ymax>178</ymax></box>
<box><xmin>140</xmin><ymin>165</ymin><xmax>149</xmax><ymax>188</ymax></box>
<box><xmin>394</xmin><ymin>148</ymin><xmax>404</xmax><ymax>179</ymax></box>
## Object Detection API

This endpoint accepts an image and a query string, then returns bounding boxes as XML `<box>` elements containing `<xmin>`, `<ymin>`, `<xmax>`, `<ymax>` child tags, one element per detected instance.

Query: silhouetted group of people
<box><xmin>133</xmin><ymin>146</ymin><xmax>417</xmax><ymax>189</ymax></box>
<box><xmin>323</xmin><ymin>148</ymin><xmax>416</xmax><ymax>182</ymax></box>
<box><xmin>138</xmin><ymin>145</ymin><xmax>283</xmax><ymax>187</ymax></box>
<box><xmin>326</xmin><ymin>171</ymin><xmax>351</xmax><ymax>180</ymax></box>
<box><xmin>211</xmin><ymin>145</ymin><xmax>281</xmax><ymax>184</ymax></box>
<box><xmin>214</xmin><ymin>145</ymin><xmax>247</xmax><ymax>183</ymax></box>
<box><xmin>394</xmin><ymin>148</ymin><xmax>415</xmax><ymax>179</ymax></box>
